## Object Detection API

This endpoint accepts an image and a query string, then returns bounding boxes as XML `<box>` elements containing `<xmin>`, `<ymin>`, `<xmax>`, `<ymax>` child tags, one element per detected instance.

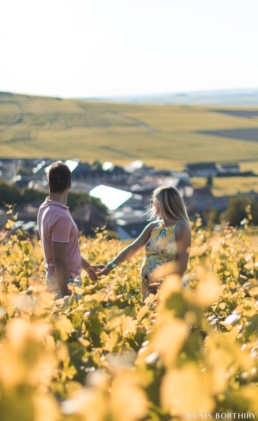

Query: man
<box><xmin>37</xmin><ymin>161</ymin><xmax>100</xmax><ymax>297</ymax></box>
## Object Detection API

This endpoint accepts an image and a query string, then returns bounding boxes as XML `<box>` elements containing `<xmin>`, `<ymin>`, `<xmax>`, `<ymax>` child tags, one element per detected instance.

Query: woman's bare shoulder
<box><xmin>175</xmin><ymin>222</ymin><xmax>191</xmax><ymax>238</ymax></box>
<box><xmin>145</xmin><ymin>221</ymin><xmax>159</xmax><ymax>232</ymax></box>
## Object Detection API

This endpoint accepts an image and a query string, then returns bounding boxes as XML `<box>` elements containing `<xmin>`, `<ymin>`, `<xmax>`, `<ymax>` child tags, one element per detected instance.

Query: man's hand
<box><xmin>81</xmin><ymin>257</ymin><xmax>100</xmax><ymax>281</ymax></box>
<box><xmin>85</xmin><ymin>265</ymin><xmax>98</xmax><ymax>281</ymax></box>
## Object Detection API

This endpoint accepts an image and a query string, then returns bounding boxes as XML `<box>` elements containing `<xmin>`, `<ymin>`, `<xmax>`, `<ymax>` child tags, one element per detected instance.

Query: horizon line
<box><xmin>1</xmin><ymin>86</ymin><xmax>258</xmax><ymax>101</ymax></box>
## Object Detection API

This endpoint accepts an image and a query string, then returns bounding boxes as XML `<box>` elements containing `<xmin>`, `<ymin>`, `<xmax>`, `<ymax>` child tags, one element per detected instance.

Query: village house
<box><xmin>32</xmin><ymin>159</ymin><xmax>56</xmax><ymax>178</ymax></box>
<box><xmin>71</xmin><ymin>204</ymin><xmax>106</xmax><ymax>236</ymax></box>
<box><xmin>217</xmin><ymin>163</ymin><xmax>240</xmax><ymax>175</ymax></box>
<box><xmin>129</xmin><ymin>177</ymin><xmax>193</xmax><ymax>201</ymax></box>
<box><xmin>184</xmin><ymin>162</ymin><xmax>218</xmax><ymax>178</ymax></box>
<box><xmin>129</xmin><ymin>184</ymin><xmax>157</xmax><ymax>203</ymax></box>
<box><xmin>70</xmin><ymin>162</ymin><xmax>92</xmax><ymax>179</ymax></box>
<box><xmin>110</xmin><ymin>208</ymin><xmax>148</xmax><ymax>240</ymax></box>
<box><xmin>102</xmin><ymin>162</ymin><xmax>128</xmax><ymax>180</ymax></box>
<box><xmin>184</xmin><ymin>187</ymin><xmax>229</xmax><ymax>222</ymax></box>
<box><xmin>124</xmin><ymin>160</ymin><xmax>155</xmax><ymax>181</ymax></box>
<box><xmin>0</xmin><ymin>158</ymin><xmax>22</xmax><ymax>180</ymax></box>
<box><xmin>61</xmin><ymin>160</ymin><xmax>129</xmax><ymax>188</ymax></box>
<box><xmin>12</xmin><ymin>175</ymin><xmax>35</xmax><ymax>189</ymax></box>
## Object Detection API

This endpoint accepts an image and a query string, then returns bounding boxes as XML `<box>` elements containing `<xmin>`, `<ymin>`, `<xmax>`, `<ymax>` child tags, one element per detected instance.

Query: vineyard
<box><xmin>0</xmin><ymin>214</ymin><xmax>258</xmax><ymax>421</ymax></box>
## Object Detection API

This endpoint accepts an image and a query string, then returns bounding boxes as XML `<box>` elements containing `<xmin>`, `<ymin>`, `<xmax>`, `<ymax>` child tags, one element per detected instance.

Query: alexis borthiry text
<box><xmin>184</xmin><ymin>413</ymin><xmax>257</xmax><ymax>419</ymax></box>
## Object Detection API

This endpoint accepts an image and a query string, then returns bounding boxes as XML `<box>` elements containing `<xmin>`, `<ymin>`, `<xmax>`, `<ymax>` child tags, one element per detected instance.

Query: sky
<box><xmin>0</xmin><ymin>0</ymin><xmax>257</xmax><ymax>98</ymax></box>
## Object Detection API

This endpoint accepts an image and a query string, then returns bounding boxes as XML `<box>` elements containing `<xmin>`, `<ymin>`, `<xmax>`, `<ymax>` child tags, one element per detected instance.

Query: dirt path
<box><xmin>0</xmin><ymin>100</ymin><xmax>26</xmax><ymax>133</ymax></box>
<box><xmin>112</xmin><ymin>111</ymin><xmax>158</xmax><ymax>134</ymax></box>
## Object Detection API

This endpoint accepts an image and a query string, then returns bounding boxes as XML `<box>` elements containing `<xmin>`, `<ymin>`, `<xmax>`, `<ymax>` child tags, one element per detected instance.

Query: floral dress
<box><xmin>141</xmin><ymin>221</ymin><xmax>187</xmax><ymax>300</ymax></box>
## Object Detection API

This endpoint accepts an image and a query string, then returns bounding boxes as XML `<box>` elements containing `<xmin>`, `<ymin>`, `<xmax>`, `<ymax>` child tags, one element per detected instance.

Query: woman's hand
<box><xmin>92</xmin><ymin>264</ymin><xmax>106</xmax><ymax>272</ymax></box>
<box><xmin>147</xmin><ymin>281</ymin><xmax>162</xmax><ymax>295</ymax></box>
<box><xmin>98</xmin><ymin>265</ymin><xmax>112</xmax><ymax>277</ymax></box>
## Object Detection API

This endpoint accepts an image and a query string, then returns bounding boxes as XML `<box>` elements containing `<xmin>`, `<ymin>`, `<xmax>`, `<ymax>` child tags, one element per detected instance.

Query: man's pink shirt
<box><xmin>37</xmin><ymin>197</ymin><xmax>81</xmax><ymax>277</ymax></box>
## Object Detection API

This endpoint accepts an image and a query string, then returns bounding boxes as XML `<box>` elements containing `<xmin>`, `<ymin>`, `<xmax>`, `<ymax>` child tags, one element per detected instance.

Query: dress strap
<box><xmin>175</xmin><ymin>220</ymin><xmax>189</xmax><ymax>227</ymax></box>
<box><xmin>174</xmin><ymin>221</ymin><xmax>190</xmax><ymax>235</ymax></box>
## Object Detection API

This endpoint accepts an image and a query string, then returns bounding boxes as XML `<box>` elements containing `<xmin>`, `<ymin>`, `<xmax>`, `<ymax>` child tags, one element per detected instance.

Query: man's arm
<box><xmin>52</xmin><ymin>241</ymin><xmax>70</xmax><ymax>296</ymax></box>
<box><xmin>81</xmin><ymin>256</ymin><xmax>98</xmax><ymax>281</ymax></box>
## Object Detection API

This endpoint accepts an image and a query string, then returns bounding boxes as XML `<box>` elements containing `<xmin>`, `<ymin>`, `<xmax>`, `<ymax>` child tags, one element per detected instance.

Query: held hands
<box><xmin>85</xmin><ymin>264</ymin><xmax>106</xmax><ymax>281</ymax></box>
<box><xmin>98</xmin><ymin>265</ymin><xmax>112</xmax><ymax>277</ymax></box>
<box><xmin>84</xmin><ymin>260</ymin><xmax>113</xmax><ymax>281</ymax></box>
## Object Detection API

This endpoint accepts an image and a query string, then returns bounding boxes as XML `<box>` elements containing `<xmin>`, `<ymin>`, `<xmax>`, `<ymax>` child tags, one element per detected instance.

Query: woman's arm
<box><xmin>99</xmin><ymin>221</ymin><xmax>157</xmax><ymax>275</ymax></box>
<box><xmin>175</xmin><ymin>223</ymin><xmax>191</xmax><ymax>276</ymax></box>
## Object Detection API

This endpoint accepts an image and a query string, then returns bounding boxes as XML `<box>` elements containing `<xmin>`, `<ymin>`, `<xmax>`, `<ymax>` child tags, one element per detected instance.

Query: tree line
<box><xmin>1</xmin><ymin>177</ymin><xmax>257</xmax><ymax>228</ymax></box>
<box><xmin>0</xmin><ymin>178</ymin><xmax>107</xmax><ymax>214</ymax></box>
<box><xmin>208</xmin><ymin>195</ymin><xmax>258</xmax><ymax>228</ymax></box>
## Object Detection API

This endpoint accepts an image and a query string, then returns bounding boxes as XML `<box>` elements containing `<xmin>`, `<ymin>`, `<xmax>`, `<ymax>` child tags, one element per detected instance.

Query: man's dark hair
<box><xmin>48</xmin><ymin>162</ymin><xmax>71</xmax><ymax>193</ymax></box>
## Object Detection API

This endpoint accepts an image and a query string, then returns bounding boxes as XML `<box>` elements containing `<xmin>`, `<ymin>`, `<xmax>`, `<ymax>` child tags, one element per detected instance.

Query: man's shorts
<box><xmin>45</xmin><ymin>272</ymin><xmax>82</xmax><ymax>299</ymax></box>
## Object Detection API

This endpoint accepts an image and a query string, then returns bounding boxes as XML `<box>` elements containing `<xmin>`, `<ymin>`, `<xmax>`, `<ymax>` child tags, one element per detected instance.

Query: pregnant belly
<box><xmin>141</xmin><ymin>256</ymin><xmax>172</xmax><ymax>282</ymax></box>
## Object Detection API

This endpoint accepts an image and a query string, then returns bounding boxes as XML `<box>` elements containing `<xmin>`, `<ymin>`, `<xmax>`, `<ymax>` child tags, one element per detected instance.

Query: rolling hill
<box><xmin>1</xmin><ymin>91</ymin><xmax>258</xmax><ymax>173</ymax></box>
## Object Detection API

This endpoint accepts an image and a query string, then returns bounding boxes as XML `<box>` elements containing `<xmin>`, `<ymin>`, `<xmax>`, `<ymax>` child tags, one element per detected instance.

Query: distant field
<box><xmin>192</xmin><ymin>176</ymin><xmax>258</xmax><ymax>196</ymax></box>
<box><xmin>1</xmin><ymin>92</ymin><xmax>258</xmax><ymax>177</ymax></box>
<box><xmin>200</xmin><ymin>128</ymin><xmax>258</xmax><ymax>142</ymax></box>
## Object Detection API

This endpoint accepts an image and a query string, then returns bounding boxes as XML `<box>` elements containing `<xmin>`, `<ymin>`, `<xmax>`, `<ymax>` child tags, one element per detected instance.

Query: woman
<box><xmin>99</xmin><ymin>186</ymin><xmax>191</xmax><ymax>300</ymax></box>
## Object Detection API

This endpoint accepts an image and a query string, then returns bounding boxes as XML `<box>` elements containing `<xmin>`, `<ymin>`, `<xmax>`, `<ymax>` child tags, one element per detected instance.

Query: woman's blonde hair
<box><xmin>148</xmin><ymin>186</ymin><xmax>190</xmax><ymax>224</ymax></box>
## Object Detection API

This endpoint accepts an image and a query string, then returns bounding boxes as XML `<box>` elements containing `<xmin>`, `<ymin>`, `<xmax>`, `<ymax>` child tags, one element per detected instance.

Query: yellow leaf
<box><xmin>150</xmin><ymin>261</ymin><xmax>177</xmax><ymax>282</ymax></box>
<box><xmin>78</xmin><ymin>337</ymin><xmax>91</xmax><ymax>347</ymax></box>
<box><xmin>104</xmin><ymin>330</ymin><xmax>119</xmax><ymax>352</ymax></box>
<box><xmin>236</xmin><ymin>385</ymin><xmax>258</xmax><ymax>413</ymax></box>
<box><xmin>34</xmin><ymin>395</ymin><xmax>60</xmax><ymax>421</ymax></box>
<box><xmin>7</xmin><ymin>319</ymin><xmax>50</xmax><ymax>350</ymax></box>
<box><xmin>206</xmin><ymin>347</ymin><xmax>231</xmax><ymax>394</ymax></box>
<box><xmin>161</xmin><ymin>364</ymin><xmax>214</xmax><ymax>416</ymax></box>
<box><xmin>150</xmin><ymin>319</ymin><xmax>189</xmax><ymax>365</ymax></box>
<box><xmin>110</xmin><ymin>370</ymin><xmax>148</xmax><ymax>421</ymax></box>
<box><xmin>136</xmin><ymin>305</ymin><xmax>149</xmax><ymax>322</ymax></box>
<box><xmin>0</xmin><ymin>306</ymin><xmax>7</xmax><ymax>318</ymax></box>
<box><xmin>5</xmin><ymin>219</ymin><xmax>15</xmax><ymax>229</ymax></box>
<box><xmin>195</xmin><ymin>268</ymin><xmax>222</xmax><ymax>306</ymax></box>
<box><xmin>121</xmin><ymin>315</ymin><xmax>136</xmax><ymax>335</ymax></box>
<box><xmin>244</xmin><ymin>262</ymin><xmax>254</xmax><ymax>270</ymax></box>
<box><xmin>55</xmin><ymin>316</ymin><xmax>73</xmax><ymax>340</ymax></box>
<box><xmin>61</xmin><ymin>389</ymin><xmax>107</xmax><ymax>419</ymax></box>
<box><xmin>0</xmin><ymin>343</ymin><xmax>25</xmax><ymax>387</ymax></box>
<box><xmin>157</xmin><ymin>274</ymin><xmax>181</xmax><ymax>302</ymax></box>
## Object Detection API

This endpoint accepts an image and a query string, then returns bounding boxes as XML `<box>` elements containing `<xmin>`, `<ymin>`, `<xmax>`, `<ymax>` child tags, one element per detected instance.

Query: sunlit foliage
<box><xmin>0</xmin><ymin>213</ymin><xmax>258</xmax><ymax>420</ymax></box>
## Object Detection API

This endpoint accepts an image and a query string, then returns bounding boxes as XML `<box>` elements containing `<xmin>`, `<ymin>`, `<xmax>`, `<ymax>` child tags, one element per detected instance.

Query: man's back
<box><xmin>38</xmin><ymin>197</ymin><xmax>81</xmax><ymax>278</ymax></box>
